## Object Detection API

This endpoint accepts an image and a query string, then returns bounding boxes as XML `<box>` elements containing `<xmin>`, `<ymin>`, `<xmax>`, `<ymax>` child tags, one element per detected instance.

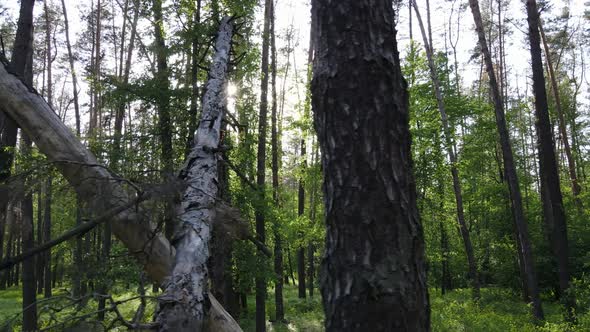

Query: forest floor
<box><xmin>240</xmin><ymin>285</ymin><xmax>590</xmax><ymax>332</ymax></box>
<box><xmin>1</xmin><ymin>285</ymin><xmax>589</xmax><ymax>331</ymax></box>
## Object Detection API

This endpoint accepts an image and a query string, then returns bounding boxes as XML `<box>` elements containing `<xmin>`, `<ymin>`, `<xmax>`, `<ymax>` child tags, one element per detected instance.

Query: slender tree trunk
<box><xmin>112</xmin><ymin>0</ymin><xmax>139</xmax><ymax>167</ymax></box>
<box><xmin>186</xmin><ymin>0</ymin><xmax>202</xmax><ymax>156</ymax></box>
<box><xmin>36</xmin><ymin>188</ymin><xmax>45</xmax><ymax>295</ymax></box>
<box><xmin>538</xmin><ymin>22</ymin><xmax>581</xmax><ymax>198</ymax></box>
<box><xmin>0</xmin><ymin>207</ymin><xmax>15</xmax><ymax>289</ymax></box>
<box><xmin>41</xmin><ymin>0</ymin><xmax>54</xmax><ymax>299</ymax></box>
<box><xmin>98</xmin><ymin>2</ymin><xmax>140</xmax><ymax>314</ymax></box>
<box><xmin>297</xmin><ymin>139</ymin><xmax>306</xmax><ymax>299</ymax></box>
<box><xmin>255</xmin><ymin>0</ymin><xmax>272</xmax><ymax>330</ymax></box>
<box><xmin>469</xmin><ymin>0</ymin><xmax>544</xmax><ymax>320</ymax></box>
<box><xmin>43</xmin><ymin>178</ymin><xmax>52</xmax><ymax>298</ymax></box>
<box><xmin>312</xmin><ymin>0</ymin><xmax>430</xmax><ymax>330</ymax></box>
<box><xmin>285</xmin><ymin>244</ymin><xmax>296</xmax><ymax>286</ymax></box>
<box><xmin>0</xmin><ymin>208</ymin><xmax>4</xmax><ymax>290</ymax></box>
<box><xmin>152</xmin><ymin>0</ymin><xmax>175</xmax><ymax>240</ymax></box>
<box><xmin>438</xmin><ymin>182</ymin><xmax>451</xmax><ymax>294</ymax></box>
<box><xmin>525</xmin><ymin>0</ymin><xmax>573</xmax><ymax>319</ymax></box>
<box><xmin>269</xmin><ymin>0</ymin><xmax>284</xmax><ymax>322</ymax></box>
<box><xmin>413</xmin><ymin>0</ymin><xmax>480</xmax><ymax>300</ymax></box>
<box><xmin>440</xmin><ymin>219</ymin><xmax>451</xmax><ymax>294</ymax></box>
<box><xmin>90</xmin><ymin>0</ymin><xmax>102</xmax><ymax>137</ymax></box>
<box><xmin>21</xmin><ymin>157</ymin><xmax>37</xmax><ymax>331</ymax></box>
<box><xmin>61</xmin><ymin>0</ymin><xmax>85</xmax><ymax>297</ymax></box>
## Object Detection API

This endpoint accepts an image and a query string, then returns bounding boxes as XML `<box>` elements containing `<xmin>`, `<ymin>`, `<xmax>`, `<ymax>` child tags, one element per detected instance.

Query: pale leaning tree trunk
<box><xmin>155</xmin><ymin>16</ymin><xmax>235</xmax><ymax>332</ymax></box>
<box><xmin>0</xmin><ymin>19</ymin><xmax>241</xmax><ymax>332</ymax></box>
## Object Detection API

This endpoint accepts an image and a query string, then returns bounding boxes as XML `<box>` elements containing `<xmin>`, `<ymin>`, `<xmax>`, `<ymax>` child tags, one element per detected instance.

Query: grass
<box><xmin>430</xmin><ymin>287</ymin><xmax>590</xmax><ymax>332</ymax></box>
<box><xmin>238</xmin><ymin>285</ymin><xmax>323</xmax><ymax>332</ymax></box>
<box><xmin>1</xmin><ymin>284</ymin><xmax>589</xmax><ymax>331</ymax></box>
<box><xmin>0</xmin><ymin>285</ymin><xmax>158</xmax><ymax>331</ymax></box>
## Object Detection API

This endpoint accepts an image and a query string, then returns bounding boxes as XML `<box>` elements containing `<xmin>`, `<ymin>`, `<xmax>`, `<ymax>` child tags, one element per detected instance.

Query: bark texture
<box><xmin>311</xmin><ymin>0</ymin><xmax>430</xmax><ymax>330</ymax></box>
<box><xmin>155</xmin><ymin>17</ymin><xmax>234</xmax><ymax>332</ymax></box>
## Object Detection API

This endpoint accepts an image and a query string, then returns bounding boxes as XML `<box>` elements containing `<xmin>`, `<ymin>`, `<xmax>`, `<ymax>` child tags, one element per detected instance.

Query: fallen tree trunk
<box><xmin>0</xmin><ymin>58</ymin><xmax>174</xmax><ymax>283</ymax></box>
<box><xmin>0</xmin><ymin>19</ymin><xmax>241</xmax><ymax>332</ymax></box>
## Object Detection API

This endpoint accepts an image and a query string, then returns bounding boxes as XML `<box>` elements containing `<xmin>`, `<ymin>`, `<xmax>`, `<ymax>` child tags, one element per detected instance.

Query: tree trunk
<box><xmin>311</xmin><ymin>0</ymin><xmax>430</xmax><ymax>330</ymax></box>
<box><xmin>525</xmin><ymin>0</ymin><xmax>573</xmax><ymax>319</ymax></box>
<box><xmin>186</xmin><ymin>0</ymin><xmax>202</xmax><ymax>156</ymax></box>
<box><xmin>43</xmin><ymin>178</ymin><xmax>52</xmax><ymax>298</ymax></box>
<box><xmin>112</xmin><ymin>0</ymin><xmax>139</xmax><ymax>167</ymax></box>
<box><xmin>60</xmin><ymin>0</ymin><xmax>85</xmax><ymax>297</ymax></box>
<box><xmin>152</xmin><ymin>0</ymin><xmax>175</xmax><ymax>241</ymax></box>
<box><xmin>155</xmin><ymin>17</ymin><xmax>236</xmax><ymax>332</ymax></box>
<box><xmin>297</xmin><ymin>139</ymin><xmax>306</xmax><ymax>299</ymax></box>
<box><xmin>0</xmin><ymin>1</ymin><xmax>35</xmax><ymax>290</ymax></box>
<box><xmin>269</xmin><ymin>0</ymin><xmax>285</xmax><ymax>322</ymax></box>
<box><xmin>538</xmin><ymin>21</ymin><xmax>581</xmax><ymax>198</ymax></box>
<box><xmin>89</xmin><ymin>0</ymin><xmax>102</xmax><ymax>136</ymax></box>
<box><xmin>0</xmin><ymin>0</ymin><xmax>35</xmax><ymax>182</ymax></box>
<box><xmin>41</xmin><ymin>0</ymin><xmax>54</xmax><ymax>299</ymax></box>
<box><xmin>255</xmin><ymin>0</ymin><xmax>272</xmax><ymax>330</ymax></box>
<box><xmin>36</xmin><ymin>187</ymin><xmax>45</xmax><ymax>295</ymax></box>
<box><xmin>0</xmin><ymin>207</ymin><xmax>4</xmax><ymax>290</ymax></box>
<box><xmin>21</xmin><ymin>160</ymin><xmax>37</xmax><ymax>331</ymax></box>
<box><xmin>306</xmin><ymin>35</ymin><xmax>316</xmax><ymax>299</ymax></box>
<box><xmin>412</xmin><ymin>0</ymin><xmax>480</xmax><ymax>300</ymax></box>
<box><xmin>0</xmin><ymin>206</ymin><xmax>15</xmax><ymax>289</ymax></box>
<box><xmin>468</xmin><ymin>0</ymin><xmax>544</xmax><ymax>320</ymax></box>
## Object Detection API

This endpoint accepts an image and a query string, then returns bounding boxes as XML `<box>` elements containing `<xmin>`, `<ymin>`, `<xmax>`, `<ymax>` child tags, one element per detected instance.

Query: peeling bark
<box><xmin>155</xmin><ymin>17</ymin><xmax>234</xmax><ymax>332</ymax></box>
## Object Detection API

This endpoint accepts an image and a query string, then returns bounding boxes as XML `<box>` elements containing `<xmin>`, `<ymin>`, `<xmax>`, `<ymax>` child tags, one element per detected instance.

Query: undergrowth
<box><xmin>1</xmin><ymin>285</ymin><xmax>589</xmax><ymax>331</ymax></box>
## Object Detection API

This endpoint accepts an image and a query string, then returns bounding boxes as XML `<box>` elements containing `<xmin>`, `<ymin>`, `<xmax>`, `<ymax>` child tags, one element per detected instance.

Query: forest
<box><xmin>0</xmin><ymin>0</ymin><xmax>589</xmax><ymax>331</ymax></box>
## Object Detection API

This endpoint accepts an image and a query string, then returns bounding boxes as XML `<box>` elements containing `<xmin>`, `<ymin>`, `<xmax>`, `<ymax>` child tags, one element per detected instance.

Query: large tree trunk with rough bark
<box><xmin>468</xmin><ymin>0</ymin><xmax>544</xmax><ymax>320</ymax></box>
<box><xmin>311</xmin><ymin>0</ymin><xmax>430</xmax><ymax>330</ymax></box>
<box><xmin>525</xmin><ymin>0</ymin><xmax>573</xmax><ymax>319</ymax></box>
